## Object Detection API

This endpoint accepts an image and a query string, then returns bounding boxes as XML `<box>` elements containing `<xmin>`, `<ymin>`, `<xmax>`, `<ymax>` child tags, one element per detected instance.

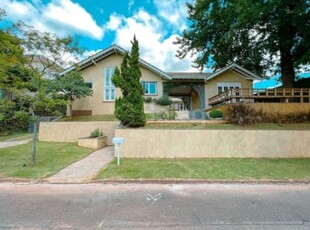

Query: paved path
<box><xmin>47</xmin><ymin>146</ymin><xmax>114</xmax><ymax>183</ymax></box>
<box><xmin>0</xmin><ymin>137</ymin><xmax>32</xmax><ymax>149</ymax></box>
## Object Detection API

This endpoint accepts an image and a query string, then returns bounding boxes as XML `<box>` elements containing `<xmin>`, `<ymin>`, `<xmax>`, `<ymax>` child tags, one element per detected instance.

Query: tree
<box><xmin>51</xmin><ymin>70</ymin><xmax>93</xmax><ymax>120</ymax></box>
<box><xmin>175</xmin><ymin>0</ymin><xmax>310</xmax><ymax>87</ymax></box>
<box><xmin>112</xmin><ymin>36</ymin><xmax>146</xmax><ymax>127</ymax></box>
<box><xmin>0</xmin><ymin>9</ymin><xmax>83</xmax><ymax>162</ymax></box>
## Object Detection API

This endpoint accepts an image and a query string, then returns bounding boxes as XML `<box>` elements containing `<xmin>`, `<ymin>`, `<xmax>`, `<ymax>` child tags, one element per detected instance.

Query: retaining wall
<box><xmin>39</xmin><ymin>121</ymin><xmax>119</xmax><ymax>145</ymax></box>
<box><xmin>115</xmin><ymin>129</ymin><xmax>310</xmax><ymax>158</ymax></box>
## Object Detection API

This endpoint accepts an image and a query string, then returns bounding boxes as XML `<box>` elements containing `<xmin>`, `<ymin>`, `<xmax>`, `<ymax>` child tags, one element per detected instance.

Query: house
<box><xmin>61</xmin><ymin>44</ymin><xmax>261</xmax><ymax>118</ymax></box>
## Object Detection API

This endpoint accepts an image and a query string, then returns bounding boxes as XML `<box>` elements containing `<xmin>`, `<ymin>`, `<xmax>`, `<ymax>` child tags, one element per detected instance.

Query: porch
<box><xmin>209</xmin><ymin>88</ymin><xmax>310</xmax><ymax>106</ymax></box>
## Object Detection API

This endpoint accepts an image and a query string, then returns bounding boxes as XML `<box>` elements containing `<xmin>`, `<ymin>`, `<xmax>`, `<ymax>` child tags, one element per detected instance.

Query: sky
<box><xmin>0</xmin><ymin>0</ymin><xmax>199</xmax><ymax>72</ymax></box>
<box><xmin>1</xmin><ymin>0</ymin><xmax>309</xmax><ymax>88</ymax></box>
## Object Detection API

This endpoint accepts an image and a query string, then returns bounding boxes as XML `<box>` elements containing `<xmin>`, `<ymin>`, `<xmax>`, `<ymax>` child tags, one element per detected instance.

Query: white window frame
<box><xmin>217</xmin><ymin>82</ymin><xmax>241</xmax><ymax>94</ymax></box>
<box><xmin>103</xmin><ymin>68</ymin><xmax>116</xmax><ymax>101</ymax></box>
<box><xmin>142</xmin><ymin>82</ymin><xmax>157</xmax><ymax>95</ymax></box>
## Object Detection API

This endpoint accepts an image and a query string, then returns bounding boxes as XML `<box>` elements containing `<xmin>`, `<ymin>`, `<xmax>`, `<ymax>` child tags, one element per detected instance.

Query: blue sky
<box><xmin>1</xmin><ymin>0</ymin><xmax>309</xmax><ymax>88</ymax></box>
<box><xmin>0</xmin><ymin>0</ymin><xmax>198</xmax><ymax>72</ymax></box>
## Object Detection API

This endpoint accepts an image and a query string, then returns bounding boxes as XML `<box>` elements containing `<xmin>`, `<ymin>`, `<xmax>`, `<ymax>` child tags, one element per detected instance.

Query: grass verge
<box><xmin>144</xmin><ymin>123</ymin><xmax>310</xmax><ymax>130</ymax></box>
<box><xmin>96</xmin><ymin>158</ymin><xmax>310</xmax><ymax>180</ymax></box>
<box><xmin>0</xmin><ymin>141</ymin><xmax>92</xmax><ymax>179</ymax></box>
<box><xmin>59</xmin><ymin>114</ymin><xmax>118</xmax><ymax>121</ymax></box>
<box><xmin>0</xmin><ymin>132</ymin><xmax>30</xmax><ymax>142</ymax></box>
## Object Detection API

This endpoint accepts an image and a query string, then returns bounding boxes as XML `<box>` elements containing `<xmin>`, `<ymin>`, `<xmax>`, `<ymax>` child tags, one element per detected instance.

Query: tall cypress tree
<box><xmin>112</xmin><ymin>36</ymin><xmax>146</xmax><ymax>127</ymax></box>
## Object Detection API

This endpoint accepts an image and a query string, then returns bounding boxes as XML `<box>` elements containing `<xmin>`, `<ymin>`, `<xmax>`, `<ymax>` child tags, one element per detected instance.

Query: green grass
<box><xmin>0</xmin><ymin>132</ymin><xmax>31</xmax><ymax>142</ymax></box>
<box><xmin>0</xmin><ymin>141</ymin><xmax>93</xmax><ymax>179</ymax></box>
<box><xmin>96</xmin><ymin>158</ymin><xmax>310</xmax><ymax>180</ymax></box>
<box><xmin>144</xmin><ymin>123</ymin><xmax>310</xmax><ymax>130</ymax></box>
<box><xmin>59</xmin><ymin>114</ymin><xmax>118</xmax><ymax>121</ymax></box>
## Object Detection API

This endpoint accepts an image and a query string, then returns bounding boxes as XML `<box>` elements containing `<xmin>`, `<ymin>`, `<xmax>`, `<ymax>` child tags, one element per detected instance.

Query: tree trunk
<box><xmin>69</xmin><ymin>103</ymin><xmax>73</xmax><ymax>120</ymax></box>
<box><xmin>280</xmin><ymin>47</ymin><xmax>295</xmax><ymax>88</ymax></box>
<box><xmin>30</xmin><ymin>105</ymin><xmax>37</xmax><ymax>163</ymax></box>
<box><xmin>31</xmin><ymin>119</ymin><xmax>37</xmax><ymax>163</ymax></box>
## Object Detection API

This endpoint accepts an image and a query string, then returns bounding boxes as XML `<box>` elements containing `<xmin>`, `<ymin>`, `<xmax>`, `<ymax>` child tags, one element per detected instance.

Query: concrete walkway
<box><xmin>47</xmin><ymin>146</ymin><xmax>114</xmax><ymax>183</ymax></box>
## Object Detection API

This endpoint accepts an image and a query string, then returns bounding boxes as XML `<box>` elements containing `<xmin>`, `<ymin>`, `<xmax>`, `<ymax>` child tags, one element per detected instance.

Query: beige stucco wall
<box><xmin>73</xmin><ymin>53</ymin><xmax>166</xmax><ymax>115</ymax></box>
<box><xmin>39</xmin><ymin>121</ymin><xmax>119</xmax><ymax>145</ymax></box>
<box><xmin>205</xmin><ymin>70</ymin><xmax>253</xmax><ymax>109</ymax></box>
<box><xmin>115</xmin><ymin>129</ymin><xmax>310</xmax><ymax>158</ymax></box>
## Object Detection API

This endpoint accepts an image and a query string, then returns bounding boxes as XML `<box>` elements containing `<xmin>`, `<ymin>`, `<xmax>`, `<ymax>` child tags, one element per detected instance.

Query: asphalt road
<box><xmin>0</xmin><ymin>183</ymin><xmax>309</xmax><ymax>229</ymax></box>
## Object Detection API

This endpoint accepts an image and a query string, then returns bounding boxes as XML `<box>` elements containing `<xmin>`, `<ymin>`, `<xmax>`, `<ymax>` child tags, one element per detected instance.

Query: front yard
<box><xmin>96</xmin><ymin>158</ymin><xmax>310</xmax><ymax>180</ymax></box>
<box><xmin>0</xmin><ymin>141</ymin><xmax>92</xmax><ymax>179</ymax></box>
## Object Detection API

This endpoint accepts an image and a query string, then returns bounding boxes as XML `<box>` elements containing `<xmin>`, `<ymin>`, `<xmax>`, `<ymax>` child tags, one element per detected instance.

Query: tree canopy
<box><xmin>52</xmin><ymin>70</ymin><xmax>93</xmax><ymax>120</ymax></box>
<box><xmin>175</xmin><ymin>0</ymin><xmax>310</xmax><ymax>87</ymax></box>
<box><xmin>112</xmin><ymin>36</ymin><xmax>146</xmax><ymax>127</ymax></box>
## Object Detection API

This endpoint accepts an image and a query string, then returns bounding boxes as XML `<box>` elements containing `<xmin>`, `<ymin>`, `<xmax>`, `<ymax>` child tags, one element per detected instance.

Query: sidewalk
<box><xmin>46</xmin><ymin>146</ymin><xmax>114</xmax><ymax>183</ymax></box>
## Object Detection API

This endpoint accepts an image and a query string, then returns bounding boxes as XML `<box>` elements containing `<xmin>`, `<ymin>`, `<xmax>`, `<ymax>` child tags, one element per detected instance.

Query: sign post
<box><xmin>112</xmin><ymin>137</ymin><xmax>125</xmax><ymax>166</ymax></box>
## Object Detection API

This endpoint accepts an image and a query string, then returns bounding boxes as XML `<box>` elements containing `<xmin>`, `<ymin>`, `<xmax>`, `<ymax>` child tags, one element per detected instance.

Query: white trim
<box><xmin>217</xmin><ymin>82</ymin><xmax>241</xmax><ymax>93</ymax></box>
<box><xmin>103</xmin><ymin>68</ymin><xmax>116</xmax><ymax>101</ymax></box>
<box><xmin>60</xmin><ymin>44</ymin><xmax>172</xmax><ymax>80</ymax></box>
<box><xmin>207</xmin><ymin>63</ymin><xmax>261</xmax><ymax>81</ymax></box>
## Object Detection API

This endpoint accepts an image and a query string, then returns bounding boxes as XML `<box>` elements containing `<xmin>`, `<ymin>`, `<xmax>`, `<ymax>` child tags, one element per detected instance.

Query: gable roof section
<box><xmin>207</xmin><ymin>63</ymin><xmax>262</xmax><ymax>81</ymax></box>
<box><xmin>60</xmin><ymin>44</ymin><xmax>171</xmax><ymax>80</ymax></box>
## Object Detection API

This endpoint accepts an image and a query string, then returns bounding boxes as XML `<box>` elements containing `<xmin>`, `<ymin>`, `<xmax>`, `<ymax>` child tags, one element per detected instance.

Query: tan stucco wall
<box><xmin>73</xmin><ymin>53</ymin><xmax>165</xmax><ymax>115</ymax></box>
<box><xmin>39</xmin><ymin>121</ymin><xmax>119</xmax><ymax>145</ymax></box>
<box><xmin>205</xmin><ymin>70</ymin><xmax>253</xmax><ymax>109</ymax></box>
<box><xmin>115</xmin><ymin>129</ymin><xmax>310</xmax><ymax>158</ymax></box>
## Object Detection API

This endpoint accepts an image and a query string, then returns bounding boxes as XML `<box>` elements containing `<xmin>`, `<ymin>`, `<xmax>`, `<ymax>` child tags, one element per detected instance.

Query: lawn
<box><xmin>96</xmin><ymin>158</ymin><xmax>310</xmax><ymax>180</ymax></box>
<box><xmin>59</xmin><ymin>114</ymin><xmax>118</xmax><ymax>121</ymax></box>
<box><xmin>0</xmin><ymin>132</ymin><xmax>31</xmax><ymax>142</ymax></box>
<box><xmin>0</xmin><ymin>141</ymin><xmax>93</xmax><ymax>179</ymax></box>
<box><xmin>144</xmin><ymin>123</ymin><xmax>310</xmax><ymax>130</ymax></box>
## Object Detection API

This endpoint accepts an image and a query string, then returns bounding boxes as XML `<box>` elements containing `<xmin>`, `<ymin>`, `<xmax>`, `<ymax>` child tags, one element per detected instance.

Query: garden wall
<box><xmin>39</xmin><ymin>121</ymin><xmax>119</xmax><ymax>145</ymax></box>
<box><xmin>115</xmin><ymin>129</ymin><xmax>310</xmax><ymax>158</ymax></box>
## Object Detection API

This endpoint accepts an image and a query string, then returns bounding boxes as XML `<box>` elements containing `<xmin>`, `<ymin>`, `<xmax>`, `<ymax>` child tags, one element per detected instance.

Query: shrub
<box><xmin>144</xmin><ymin>97</ymin><xmax>152</xmax><ymax>103</ymax></box>
<box><xmin>154</xmin><ymin>96</ymin><xmax>172</xmax><ymax>106</ymax></box>
<box><xmin>90</xmin><ymin>128</ymin><xmax>103</xmax><ymax>138</ymax></box>
<box><xmin>209</xmin><ymin>109</ymin><xmax>223</xmax><ymax>118</ymax></box>
<box><xmin>225</xmin><ymin>104</ymin><xmax>263</xmax><ymax>125</ymax></box>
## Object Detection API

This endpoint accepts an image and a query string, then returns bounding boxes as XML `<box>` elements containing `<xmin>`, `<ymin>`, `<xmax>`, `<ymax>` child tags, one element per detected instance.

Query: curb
<box><xmin>92</xmin><ymin>179</ymin><xmax>310</xmax><ymax>185</ymax></box>
<box><xmin>1</xmin><ymin>178</ymin><xmax>309</xmax><ymax>185</ymax></box>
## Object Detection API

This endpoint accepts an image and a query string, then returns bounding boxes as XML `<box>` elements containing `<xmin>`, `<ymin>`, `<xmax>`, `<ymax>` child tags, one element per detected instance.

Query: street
<box><xmin>0</xmin><ymin>183</ymin><xmax>309</xmax><ymax>229</ymax></box>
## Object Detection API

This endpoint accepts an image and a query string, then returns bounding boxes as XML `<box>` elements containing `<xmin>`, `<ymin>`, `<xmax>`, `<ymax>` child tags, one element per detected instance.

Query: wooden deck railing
<box><xmin>208</xmin><ymin>88</ymin><xmax>310</xmax><ymax>106</ymax></box>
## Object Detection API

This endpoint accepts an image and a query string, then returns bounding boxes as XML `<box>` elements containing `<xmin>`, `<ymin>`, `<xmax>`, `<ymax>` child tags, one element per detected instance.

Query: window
<box><xmin>104</xmin><ymin>68</ymin><xmax>116</xmax><ymax>101</ymax></box>
<box><xmin>142</xmin><ymin>82</ymin><xmax>157</xmax><ymax>95</ymax></box>
<box><xmin>217</xmin><ymin>82</ymin><xmax>241</xmax><ymax>94</ymax></box>
<box><xmin>85</xmin><ymin>81</ymin><xmax>93</xmax><ymax>89</ymax></box>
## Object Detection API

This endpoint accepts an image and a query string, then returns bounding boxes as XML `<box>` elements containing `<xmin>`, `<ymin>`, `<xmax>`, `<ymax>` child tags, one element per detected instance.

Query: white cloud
<box><xmin>106</xmin><ymin>13</ymin><xmax>124</xmax><ymax>31</ymax></box>
<box><xmin>43</xmin><ymin>0</ymin><xmax>103</xmax><ymax>40</ymax></box>
<box><xmin>107</xmin><ymin>9</ymin><xmax>196</xmax><ymax>72</ymax></box>
<box><xmin>128</xmin><ymin>0</ymin><xmax>134</xmax><ymax>12</ymax></box>
<box><xmin>153</xmin><ymin>0</ymin><xmax>191</xmax><ymax>32</ymax></box>
<box><xmin>0</xmin><ymin>0</ymin><xmax>104</xmax><ymax>40</ymax></box>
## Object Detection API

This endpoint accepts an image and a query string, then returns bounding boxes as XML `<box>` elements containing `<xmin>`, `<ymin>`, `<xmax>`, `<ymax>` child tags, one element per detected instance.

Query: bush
<box><xmin>209</xmin><ymin>109</ymin><xmax>223</xmax><ymax>118</ymax></box>
<box><xmin>154</xmin><ymin>96</ymin><xmax>172</xmax><ymax>106</ymax></box>
<box><xmin>225</xmin><ymin>104</ymin><xmax>310</xmax><ymax>125</ymax></box>
<box><xmin>0</xmin><ymin>99</ymin><xmax>30</xmax><ymax>133</ymax></box>
<box><xmin>90</xmin><ymin>128</ymin><xmax>103</xmax><ymax>138</ymax></box>
<box><xmin>144</xmin><ymin>97</ymin><xmax>153</xmax><ymax>103</ymax></box>
<box><xmin>225</xmin><ymin>104</ymin><xmax>263</xmax><ymax>125</ymax></box>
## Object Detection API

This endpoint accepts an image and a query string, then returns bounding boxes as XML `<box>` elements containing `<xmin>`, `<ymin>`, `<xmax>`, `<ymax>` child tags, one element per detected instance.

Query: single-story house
<box><xmin>61</xmin><ymin>44</ymin><xmax>261</xmax><ymax>117</ymax></box>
